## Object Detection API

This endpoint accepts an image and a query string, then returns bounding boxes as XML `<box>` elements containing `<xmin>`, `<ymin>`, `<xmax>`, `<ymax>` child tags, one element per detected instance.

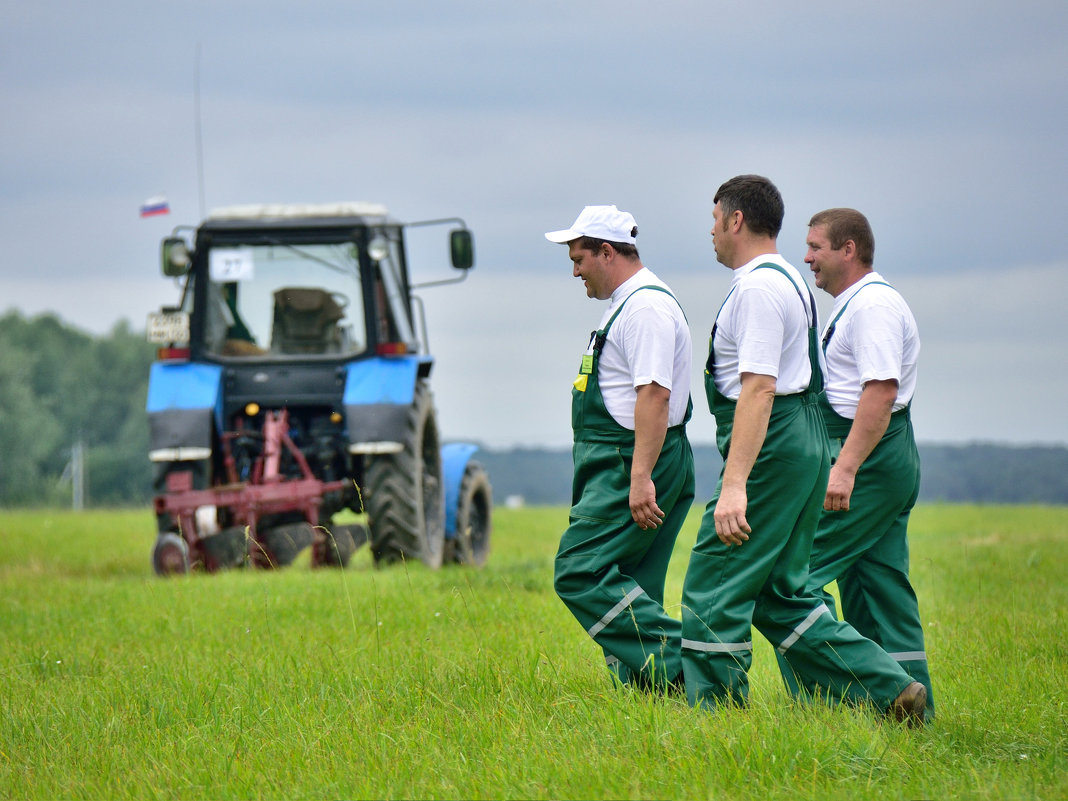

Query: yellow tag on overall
<box><xmin>574</xmin><ymin>353</ymin><xmax>594</xmax><ymax>392</ymax></box>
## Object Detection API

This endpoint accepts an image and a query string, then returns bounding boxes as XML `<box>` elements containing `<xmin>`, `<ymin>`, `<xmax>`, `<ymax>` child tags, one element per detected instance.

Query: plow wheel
<box><xmin>199</xmin><ymin>527</ymin><xmax>249</xmax><ymax>571</ymax></box>
<box><xmin>315</xmin><ymin>523</ymin><xmax>368</xmax><ymax>568</ymax></box>
<box><xmin>254</xmin><ymin>520</ymin><xmax>315</xmax><ymax>568</ymax></box>
<box><xmin>366</xmin><ymin>380</ymin><xmax>445</xmax><ymax>568</ymax></box>
<box><xmin>152</xmin><ymin>532</ymin><xmax>190</xmax><ymax>576</ymax></box>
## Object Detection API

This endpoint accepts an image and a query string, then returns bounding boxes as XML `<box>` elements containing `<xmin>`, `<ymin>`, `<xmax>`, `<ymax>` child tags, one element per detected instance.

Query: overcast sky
<box><xmin>3</xmin><ymin>1</ymin><xmax>1066</xmax><ymax>449</ymax></box>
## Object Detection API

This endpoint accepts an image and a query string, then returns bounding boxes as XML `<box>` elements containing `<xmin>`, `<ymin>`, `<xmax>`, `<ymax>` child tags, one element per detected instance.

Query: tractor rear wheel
<box><xmin>450</xmin><ymin>461</ymin><xmax>492</xmax><ymax>567</ymax></box>
<box><xmin>366</xmin><ymin>381</ymin><xmax>445</xmax><ymax>568</ymax></box>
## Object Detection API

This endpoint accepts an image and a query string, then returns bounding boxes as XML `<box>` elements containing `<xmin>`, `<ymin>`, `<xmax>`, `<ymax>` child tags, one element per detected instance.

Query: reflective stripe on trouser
<box><xmin>776</xmin><ymin>405</ymin><xmax>934</xmax><ymax>716</ymax></box>
<box><xmin>680</xmin><ymin>394</ymin><xmax>914</xmax><ymax>709</ymax></box>
<box><xmin>555</xmin><ymin>431</ymin><xmax>695</xmax><ymax>689</ymax></box>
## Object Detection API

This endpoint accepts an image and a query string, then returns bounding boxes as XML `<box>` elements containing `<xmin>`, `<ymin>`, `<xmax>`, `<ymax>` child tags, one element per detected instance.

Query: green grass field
<box><xmin>1</xmin><ymin>504</ymin><xmax>1065</xmax><ymax>800</ymax></box>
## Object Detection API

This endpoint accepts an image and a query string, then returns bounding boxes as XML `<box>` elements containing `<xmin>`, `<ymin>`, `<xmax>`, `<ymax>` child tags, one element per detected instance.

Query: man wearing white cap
<box><xmin>546</xmin><ymin>205</ymin><xmax>695</xmax><ymax>694</ymax></box>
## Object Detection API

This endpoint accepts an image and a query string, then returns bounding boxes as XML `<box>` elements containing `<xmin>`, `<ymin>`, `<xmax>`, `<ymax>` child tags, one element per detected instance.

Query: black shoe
<box><xmin>889</xmin><ymin>681</ymin><xmax>927</xmax><ymax>728</ymax></box>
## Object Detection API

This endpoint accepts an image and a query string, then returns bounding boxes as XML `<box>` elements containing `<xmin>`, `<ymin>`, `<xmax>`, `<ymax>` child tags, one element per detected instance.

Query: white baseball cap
<box><xmin>544</xmin><ymin>205</ymin><xmax>638</xmax><ymax>245</ymax></box>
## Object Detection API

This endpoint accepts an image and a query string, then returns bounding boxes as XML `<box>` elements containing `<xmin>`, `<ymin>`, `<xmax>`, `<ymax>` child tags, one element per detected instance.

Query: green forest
<box><xmin>0</xmin><ymin>312</ymin><xmax>154</xmax><ymax>507</ymax></box>
<box><xmin>477</xmin><ymin>443</ymin><xmax>1068</xmax><ymax>508</ymax></box>
<box><xmin>2</xmin><ymin>310</ymin><xmax>1066</xmax><ymax>509</ymax></box>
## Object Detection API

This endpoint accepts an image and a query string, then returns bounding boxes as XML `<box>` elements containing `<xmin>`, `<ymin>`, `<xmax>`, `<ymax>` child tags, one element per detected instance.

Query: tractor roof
<box><xmin>202</xmin><ymin>202</ymin><xmax>394</xmax><ymax>230</ymax></box>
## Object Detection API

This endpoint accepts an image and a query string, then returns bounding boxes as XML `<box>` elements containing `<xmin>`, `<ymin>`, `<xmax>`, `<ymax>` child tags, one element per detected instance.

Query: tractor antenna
<box><xmin>194</xmin><ymin>43</ymin><xmax>206</xmax><ymax>218</ymax></box>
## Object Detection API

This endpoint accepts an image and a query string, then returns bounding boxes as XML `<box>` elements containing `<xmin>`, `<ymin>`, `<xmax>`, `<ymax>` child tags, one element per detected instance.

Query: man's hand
<box><xmin>714</xmin><ymin>483</ymin><xmax>751</xmax><ymax>545</ymax></box>
<box><xmin>824</xmin><ymin>464</ymin><xmax>856</xmax><ymax>511</ymax></box>
<box><xmin>630</xmin><ymin>477</ymin><xmax>665</xmax><ymax>530</ymax></box>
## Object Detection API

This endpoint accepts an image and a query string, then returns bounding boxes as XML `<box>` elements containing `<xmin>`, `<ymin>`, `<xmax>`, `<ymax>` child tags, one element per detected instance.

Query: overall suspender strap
<box><xmin>577</xmin><ymin>284</ymin><xmax>692</xmax><ymax>441</ymax></box>
<box><xmin>822</xmin><ymin>280</ymin><xmax>893</xmax><ymax>351</ymax></box>
<box><xmin>703</xmin><ymin>263</ymin><xmax>821</xmax><ymax>453</ymax></box>
<box><xmin>750</xmin><ymin>263</ymin><xmax>822</xmax><ymax>396</ymax></box>
<box><xmin>594</xmin><ymin>285</ymin><xmax>692</xmax><ymax>427</ymax></box>
<box><xmin>706</xmin><ymin>264</ymin><xmax>818</xmax><ymax>373</ymax></box>
<box><xmin>591</xmin><ymin>284</ymin><xmax>686</xmax><ymax>358</ymax></box>
<box><xmin>705</xmin><ymin>285</ymin><xmax>738</xmax><ymax>375</ymax></box>
<box><xmin>751</xmin><ymin>262</ymin><xmax>818</xmax><ymax>329</ymax></box>
<box><xmin>819</xmin><ymin>279</ymin><xmax>910</xmax><ymax>430</ymax></box>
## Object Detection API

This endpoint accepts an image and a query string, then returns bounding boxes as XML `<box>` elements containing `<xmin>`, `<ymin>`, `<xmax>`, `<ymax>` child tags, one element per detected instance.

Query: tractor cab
<box><xmin>151</xmin><ymin>203</ymin><xmax>472</xmax><ymax>363</ymax></box>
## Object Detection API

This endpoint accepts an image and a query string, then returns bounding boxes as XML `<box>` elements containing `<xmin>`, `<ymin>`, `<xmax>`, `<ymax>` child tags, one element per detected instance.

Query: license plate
<box><xmin>147</xmin><ymin>311</ymin><xmax>190</xmax><ymax>344</ymax></box>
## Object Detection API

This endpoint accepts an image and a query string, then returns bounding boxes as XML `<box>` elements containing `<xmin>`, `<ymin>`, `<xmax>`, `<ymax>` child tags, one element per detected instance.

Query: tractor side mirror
<box><xmin>450</xmin><ymin>229</ymin><xmax>474</xmax><ymax>270</ymax></box>
<box><xmin>161</xmin><ymin>237</ymin><xmax>192</xmax><ymax>277</ymax></box>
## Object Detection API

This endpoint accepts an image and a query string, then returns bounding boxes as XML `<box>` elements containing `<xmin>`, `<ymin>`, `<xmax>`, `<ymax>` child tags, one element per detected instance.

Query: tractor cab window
<box><xmin>370</xmin><ymin>227</ymin><xmax>417</xmax><ymax>350</ymax></box>
<box><xmin>201</xmin><ymin>242</ymin><xmax>367</xmax><ymax>359</ymax></box>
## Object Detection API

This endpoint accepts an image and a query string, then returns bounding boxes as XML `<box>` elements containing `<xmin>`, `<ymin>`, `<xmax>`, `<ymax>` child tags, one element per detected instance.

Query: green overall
<box><xmin>777</xmin><ymin>282</ymin><xmax>934</xmax><ymax>716</ymax></box>
<box><xmin>680</xmin><ymin>264</ymin><xmax>914</xmax><ymax>709</ymax></box>
<box><xmin>554</xmin><ymin>286</ymin><xmax>695</xmax><ymax>691</ymax></box>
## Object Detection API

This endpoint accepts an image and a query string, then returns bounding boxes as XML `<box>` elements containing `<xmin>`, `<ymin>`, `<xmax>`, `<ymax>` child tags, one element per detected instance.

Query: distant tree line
<box><xmin>476</xmin><ymin>444</ymin><xmax>1068</xmax><ymax>508</ymax></box>
<box><xmin>2</xmin><ymin>311</ymin><xmax>1066</xmax><ymax>509</ymax></box>
<box><xmin>0</xmin><ymin>311</ymin><xmax>155</xmax><ymax>507</ymax></box>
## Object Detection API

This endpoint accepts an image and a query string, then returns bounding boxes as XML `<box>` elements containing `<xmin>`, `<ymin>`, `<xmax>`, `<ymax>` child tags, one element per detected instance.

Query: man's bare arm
<box><xmin>715</xmin><ymin>372</ymin><xmax>776</xmax><ymax>545</ymax></box>
<box><xmin>630</xmin><ymin>381</ymin><xmax>670</xmax><ymax>529</ymax></box>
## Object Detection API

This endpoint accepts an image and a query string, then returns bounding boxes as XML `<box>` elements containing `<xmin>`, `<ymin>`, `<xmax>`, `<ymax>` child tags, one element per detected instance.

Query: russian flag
<box><xmin>140</xmin><ymin>195</ymin><xmax>170</xmax><ymax>218</ymax></box>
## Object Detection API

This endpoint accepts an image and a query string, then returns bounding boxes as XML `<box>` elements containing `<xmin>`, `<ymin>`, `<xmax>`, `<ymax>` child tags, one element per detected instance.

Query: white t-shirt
<box><xmin>822</xmin><ymin>271</ymin><xmax>920</xmax><ymax>418</ymax></box>
<box><xmin>711</xmin><ymin>254</ymin><xmax>814</xmax><ymax>400</ymax></box>
<box><xmin>589</xmin><ymin>267</ymin><xmax>692</xmax><ymax>429</ymax></box>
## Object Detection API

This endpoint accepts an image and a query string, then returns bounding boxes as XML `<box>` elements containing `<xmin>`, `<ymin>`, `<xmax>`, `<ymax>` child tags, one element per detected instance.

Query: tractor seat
<box><xmin>271</xmin><ymin>287</ymin><xmax>346</xmax><ymax>354</ymax></box>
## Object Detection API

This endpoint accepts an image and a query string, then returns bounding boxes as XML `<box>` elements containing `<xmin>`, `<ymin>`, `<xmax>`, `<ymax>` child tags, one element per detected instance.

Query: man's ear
<box><xmin>730</xmin><ymin>209</ymin><xmax>744</xmax><ymax>233</ymax></box>
<box><xmin>842</xmin><ymin>239</ymin><xmax>857</xmax><ymax>260</ymax></box>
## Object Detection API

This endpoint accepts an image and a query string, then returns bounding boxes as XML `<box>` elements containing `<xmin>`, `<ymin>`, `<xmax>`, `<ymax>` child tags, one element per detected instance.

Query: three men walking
<box><xmin>547</xmin><ymin>181</ymin><xmax>931</xmax><ymax>726</ymax></box>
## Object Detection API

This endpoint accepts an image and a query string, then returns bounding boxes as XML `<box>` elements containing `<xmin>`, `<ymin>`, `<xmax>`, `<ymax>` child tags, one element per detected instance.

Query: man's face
<box><xmin>805</xmin><ymin>224</ymin><xmax>849</xmax><ymax>296</ymax></box>
<box><xmin>568</xmin><ymin>240</ymin><xmax>610</xmax><ymax>299</ymax></box>
<box><xmin>711</xmin><ymin>202</ymin><xmax>733</xmax><ymax>267</ymax></box>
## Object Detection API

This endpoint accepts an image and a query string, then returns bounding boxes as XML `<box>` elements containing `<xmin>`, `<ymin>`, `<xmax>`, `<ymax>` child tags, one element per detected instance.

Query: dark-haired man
<box><xmin>680</xmin><ymin>176</ymin><xmax>926</xmax><ymax>724</ymax></box>
<box><xmin>547</xmin><ymin>205</ymin><xmax>695</xmax><ymax>693</ymax></box>
<box><xmin>774</xmin><ymin>207</ymin><xmax>934</xmax><ymax>717</ymax></box>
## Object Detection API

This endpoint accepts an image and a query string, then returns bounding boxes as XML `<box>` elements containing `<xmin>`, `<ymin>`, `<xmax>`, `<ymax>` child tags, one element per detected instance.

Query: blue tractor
<box><xmin>145</xmin><ymin>203</ymin><xmax>491</xmax><ymax>574</ymax></box>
